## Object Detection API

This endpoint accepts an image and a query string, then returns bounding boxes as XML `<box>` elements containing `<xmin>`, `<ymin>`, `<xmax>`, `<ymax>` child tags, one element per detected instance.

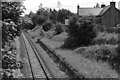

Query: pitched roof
<box><xmin>79</xmin><ymin>8</ymin><xmax>103</xmax><ymax>16</ymax></box>
<box><xmin>98</xmin><ymin>5</ymin><xmax>110</xmax><ymax>16</ymax></box>
<box><xmin>79</xmin><ymin>6</ymin><xmax>110</xmax><ymax>16</ymax></box>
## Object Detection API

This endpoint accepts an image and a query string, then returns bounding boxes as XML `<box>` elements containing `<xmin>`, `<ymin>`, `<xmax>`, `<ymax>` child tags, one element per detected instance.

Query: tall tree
<box><xmin>57</xmin><ymin>9</ymin><xmax>73</xmax><ymax>23</ymax></box>
<box><xmin>49</xmin><ymin>9</ymin><xmax>57</xmax><ymax>22</ymax></box>
<box><xmin>2</xmin><ymin>1</ymin><xmax>25</xmax><ymax>48</ymax></box>
<box><xmin>94</xmin><ymin>3</ymin><xmax>100</xmax><ymax>8</ymax></box>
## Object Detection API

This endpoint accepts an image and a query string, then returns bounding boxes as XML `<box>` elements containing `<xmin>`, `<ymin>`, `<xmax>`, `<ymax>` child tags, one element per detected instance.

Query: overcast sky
<box><xmin>23</xmin><ymin>0</ymin><xmax>120</xmax><ymax>14</ymax></box>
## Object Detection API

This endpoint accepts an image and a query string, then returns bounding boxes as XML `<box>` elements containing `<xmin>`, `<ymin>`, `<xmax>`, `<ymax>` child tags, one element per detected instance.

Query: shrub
<box><xmin>92</xmin><ymin>32</ymin><xmax>119</xmax><ymax>45</ymax></box>
<box><xmin>44</xmin><ymin>30</ymin><xmax>55</xmax><ymax>39</ymax></box>
<box><xmin>52</xmin><ymin>32</ymin><xmax>68</xmax><ymax>42</ymax></box>
<box><xmin>54</xmin><ymin>22</ymin><xmax>64</xmax><ymax>35</ymax></box>
<box><xmin>117</xmin><ymin>44</ymin><xmax>120</xmax><ymax>55</ymax></box>
<box><xmin>110</xmin><ymin>44</ymin><xmax>120</xmax><ymax>73</ymax></box>
<box><xmin>74</xmin><ymin>44</ymin><xmax>117</xmax><ymax>61</ymax></box>
<box><xmin>94</xmin><ymin>24</ymin><xmax>106</xmax><ymax>32</ymax></box>
<box><xmin>37</xmin><ymin>16</ymin><xmax>46</xmax><ymax>25</ymax></box>
<box><xmin>106</xmin><ymin>27</ymin><xmax>120</xmax><ymax>33</ymax></box>
<box><xmin>67</xmin><ymin>15</ymin><xmax>79</xmax><ymax>37</ymax></box>
<box><xmin>74</xmin><ymin>44</ymin><xmax>120</xmax><ymax>73</ymax></box>
<box><xmin>61</xmin><ymin>36</ymin><xmax>79</xmax><ymax>49</ymax></box>
<box><xmin>62</xmin><ymin>15</ymin><xmax>96</xmax><ymax>49</ymax></box>
<box><xmin>31</xmin><ymin>14</ymin><xmax>38</xmax><ymax>28</ymax></box>
<box><xmin>43</xmin><ymin>21</ymin><xmax>53</xmax><ymax>32</ymax></box>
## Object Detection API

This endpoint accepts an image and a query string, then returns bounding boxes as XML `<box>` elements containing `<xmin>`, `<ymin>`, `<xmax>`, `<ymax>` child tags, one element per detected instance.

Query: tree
<box><xmin>57</xmin><ymin>9</ymin><xmax>73</xmax><ymax>23</ymax></box>
<box><xmin>1</xmin><ymin>1</ymin><xmax>25</xmax><ymax>78</ymax></box>
<box><xmin>94</xmin><ymin>3</ymin><xmax>100</xmax><ymax>8</ymax></box>
<box><xmin>49</xmin><ymin>9</ymin><xmax>57</xmax><ymax>22</ymax></box>
<box><xmin>31</xmin><ymin>14</ymin><xmax>38</xmax><ymax>28</ymax></box>
<box><xmin>28</xmin><ymin>11</ymin><xmax>35</xmax><ymax>18</ymax></box>
<box><xmin>20</xmin><ymin>15</ymin><xmax>33</xmax><ymax>29</ymax></box>
<box><xmin>62</xmin><ymin>15</ymin><xmax>96</xmax><ymax>49</ymax></box>
<box><xmin>31</xmin><ymin>7</ymin><xmax>50</xmax><ymax>27</ymax></box>
<box><xmin>54</xmin><ymin>22</ymin><xmax>64</xmax><ymax>35</ymax></box>
<box><xmin>43</xmin><ymin>21</ymin><xmax>53</xmax><ymax>31</ymax></box>
<box><xmin>2</xmin><ymin>2</ymin><xmax>25</xmax><ymax>24</ymax></box>
<box><xmin>2</xmin><ymin>1</ymin><xmax>25</xmax><ymax>48</ymax></box>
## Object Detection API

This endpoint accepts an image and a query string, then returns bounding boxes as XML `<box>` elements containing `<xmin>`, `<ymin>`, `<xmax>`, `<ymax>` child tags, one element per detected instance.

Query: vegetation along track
<box><xmin>24</xmin><ymin>31</ymin><xmax>87</xmax><ymax>80</ymax></box>
<box><xmin>22</xmin><ymin>31</ymin><xmax>53</xmax><ymax>80</ymax></box>
<box><xmin>36</xmin><ymin>38</ymin><xmax>85</xmax><ymax>79</ymax></box>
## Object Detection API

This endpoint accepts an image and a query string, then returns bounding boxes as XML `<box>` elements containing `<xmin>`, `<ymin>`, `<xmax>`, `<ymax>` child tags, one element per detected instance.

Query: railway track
<box><xmin>21</xmin><ymin>32</ymin><xmax>53</xmax><ymax>80</ymax></box>
<box><xmin>23</xmin><ymin>31</ymin><xmax>85</xmax><ymax>80</ymax></box>
<box><xmin>36</xmin><ymin>39</ymin><xmax>84</xmax><ymax>79</ymax></box>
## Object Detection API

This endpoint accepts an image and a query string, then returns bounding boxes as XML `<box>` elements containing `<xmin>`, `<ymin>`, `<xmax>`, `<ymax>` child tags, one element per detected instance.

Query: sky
<box><xmin>23</xmin><ymin>0</ymin><xmax>120</xmax><ymax>14</ymax></box>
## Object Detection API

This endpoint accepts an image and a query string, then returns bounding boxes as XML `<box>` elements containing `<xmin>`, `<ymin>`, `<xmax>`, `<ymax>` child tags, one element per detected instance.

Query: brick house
<box><xmin>77</xmin><ymin>2</ymin><xmax>120</xmax><ymax>27</ymax></box>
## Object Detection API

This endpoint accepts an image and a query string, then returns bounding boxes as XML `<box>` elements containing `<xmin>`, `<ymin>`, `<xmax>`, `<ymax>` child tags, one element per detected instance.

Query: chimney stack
<box><xmin>110</xmin><ymin>1</ymin><xmax>116</xmax><ymax>27</ymax></box>
<box><xmin>110</xmin><ymin>2</ymin><xmax>115</xmax><ymax>7</ymax></box>
<box><xmin>77</xmin><ymin>5</ymin><xmax>80</xmax><ymax>15</ymax></box>
<box><xmin>101</xmin><ymin>4</ymin><xmax>106</xmax><ymax>8</ymax></box>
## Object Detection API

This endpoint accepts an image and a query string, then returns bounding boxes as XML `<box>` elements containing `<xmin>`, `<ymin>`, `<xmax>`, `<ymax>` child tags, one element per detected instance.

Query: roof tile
<box><xmin>79</xmin><ymin>6</ymin><xmax>110</xmax><ymax>16</ymax></box>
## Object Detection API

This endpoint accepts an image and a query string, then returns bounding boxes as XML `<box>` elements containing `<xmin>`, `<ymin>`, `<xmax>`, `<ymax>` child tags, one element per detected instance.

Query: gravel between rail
<box><xmin>22</xmin><ymin>32</ymin><xmax>67</xmax><ymax>78</ymax></box>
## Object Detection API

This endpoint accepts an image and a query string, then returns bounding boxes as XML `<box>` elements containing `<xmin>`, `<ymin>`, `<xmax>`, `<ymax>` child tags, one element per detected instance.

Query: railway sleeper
<box><xmin>22</xmin><ymin>35</ymin><xmax>87</xmax><ymax>80</ymax></box>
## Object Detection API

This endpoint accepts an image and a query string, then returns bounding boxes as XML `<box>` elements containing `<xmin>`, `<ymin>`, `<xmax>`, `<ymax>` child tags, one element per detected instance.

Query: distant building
<box><xmin>77</xmin><ymin>2</ymin><xmax>120</xmax><ymax>27</ymax></box>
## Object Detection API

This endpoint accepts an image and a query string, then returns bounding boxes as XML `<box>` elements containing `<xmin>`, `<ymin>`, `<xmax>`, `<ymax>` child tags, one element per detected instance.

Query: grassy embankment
<box><xmin>28</xmin><ymin>26</ymin><xmax>119</xmax><ymax>78</ymax></box>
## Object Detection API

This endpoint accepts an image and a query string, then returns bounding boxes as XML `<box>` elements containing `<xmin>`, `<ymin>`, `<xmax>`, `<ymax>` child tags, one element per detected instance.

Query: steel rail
<box><xmin>23</xmin><ymin>32</ymin><xmax>52</xmax><ymax>80</ymax></box>
<box><xmin>37</xmin><ymin>39</ymin><xmax>84</xmax><ymax>79</ymax></box>
<box><xmin>21</xmin><ymin>34</ymin><xmax>35</xmax><ymax>80</ymax></box>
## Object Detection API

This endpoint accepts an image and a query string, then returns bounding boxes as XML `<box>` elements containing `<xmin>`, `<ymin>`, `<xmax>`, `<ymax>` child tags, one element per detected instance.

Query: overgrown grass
<box><xmin>106</xmin><ymin>27</ymin><xmax>120</xmax><ymax>33</ymax></box>
<box><xmin>92</xmin><ymin>32</ymin><xmax>119</xmax><ymax>45</ymax></box>
<box><xmin>51</xmin><ymin>32</ymin><xmax>68</xmax><ymax>42</ymax></box>
<box><xmin>74</xmin><ymin>44</ymin><xmax>120</xmax><ymax>74</ymax></box>
<box><xmin>74</xmin><ymin>31</ymin><xmax>120</xmax><ymax>74</ymax></box>
<box><xmin>44</xmin><ymin>30</ymin><xmax>55</xmax><ymax>39</ymax></box>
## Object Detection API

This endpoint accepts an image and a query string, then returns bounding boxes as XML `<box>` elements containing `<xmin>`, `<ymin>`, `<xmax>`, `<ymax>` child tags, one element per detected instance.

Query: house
<box><xmin>77</xmin><ymin>2</ymin><xmax>120</xmax><ymax>27</ymax></box>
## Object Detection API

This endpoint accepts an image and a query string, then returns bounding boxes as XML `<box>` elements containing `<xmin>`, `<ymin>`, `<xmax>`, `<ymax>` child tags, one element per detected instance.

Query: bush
<box><xmin>117</xmin><ymin>44</ymin><xmax>120</xmax><ymax>55</ymax></box>
<box><xmin>94</xmin><ymin>24</ymin><xmax>106</xmax><ymax>32</ymax></box>
<box><xmin>43</xmin><ymin>21</ymin><xmax>53</xmax><ymax>32</ymax></box>
<box><xmin>54</xmin><ymin>23</ymin><xmax>64</xmax><ymax>35</ymax></box>
<box><xmin>2</xmin><ymin>21</ymin><xmax>20</xmax><ymax>47</ymax></box>
<box><xmin>106</xmin><ymin>27</ymin><xmax>120</xmax><ymax>33</ymax></box>
<box><xmin>44</xmin><ymin>30</ymin><xmax>55</xmax><ymax>39</ymax></box>
<box><xmin>21</xmin><ymin>17</ymin><xmax>33</xmax><ymax>30</ymax></box>
<box><xmin>61</xmin><ymin>36</ymin><xmax>79</xmax><ymax>49</ymax></box>
<box><xmin>62</xmin><ymin>15</ymin><xmax>96</xmax><ymax>49</ymax></box>
<box><xmin>92</xmin><ymin>32</ymin><xmax>119</xmax><ymax>45</ymax></box>
<box><xmin>31</xmin><ymin>14</ymin><xmax>38</xmax><ymax>28</ymax></box>
<box><xmin>74</xmin><ymin>44</ymin><xmax>117</xmax><ymax>61</ymax></box>
<box><xmin>52</xmin><ymin>32</ymin><xmax>68</xmax><ymax>41</ymax></box>
<box><xmin>74</xmin><ymin>44</ymin><xmax>120</xmax><ymax>73</ymax></box>
<box><xmin>37</xmin><ymin>15</ymin><xmax>46</xmax><ymax>25</ymax></box>
<box><xmin>110</xmin><ymin>44</ymin><xmax>120</xmax><ymax>73</ymax></box>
